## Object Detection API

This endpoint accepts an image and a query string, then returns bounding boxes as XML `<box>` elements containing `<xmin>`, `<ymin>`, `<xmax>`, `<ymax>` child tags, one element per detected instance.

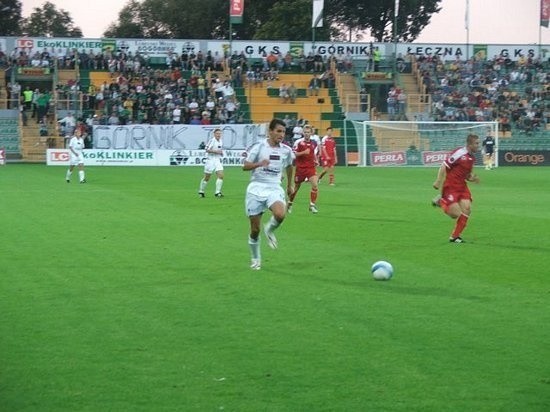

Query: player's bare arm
<box><xmin>433</xmin><ymin>164</ymin><xmax>446</xmax><ymax>190</ymax></box>
<box><xmin>467</xmin><ymin>173</ymin><xmax>480</xmax><ymax>183</ymax></box>
<box><xmin>285</xmin><ymin>165</ymin><xmax>294</xmax><ymax>196</ymax></box>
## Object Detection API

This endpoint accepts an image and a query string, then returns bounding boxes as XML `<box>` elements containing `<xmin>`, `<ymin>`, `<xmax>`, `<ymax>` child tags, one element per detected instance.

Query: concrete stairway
<box><xmin>19</xmin><ymin>120</ymin><xmax>63</xmax><ymax>162</ymax></box>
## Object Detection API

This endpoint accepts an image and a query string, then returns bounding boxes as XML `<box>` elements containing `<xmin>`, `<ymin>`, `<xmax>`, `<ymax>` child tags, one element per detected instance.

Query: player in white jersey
<box><xmin>310</xmin><ymin>127</ymin><xmax>321</xmax><ymax>150</ymax></box>
<box><xmin>198</xmin><ymin>128</ymin><xmax>225</xmax><ymax>198</ymax></box>
<box><xmin>243</xmin><ymin>118</ymin><xmax>294</xmax><ymax>270</ymax></box>
<box><xmin>65</xmin><ymin>129</ymin><xmax>86</xmax><ymax>183</ymax></box>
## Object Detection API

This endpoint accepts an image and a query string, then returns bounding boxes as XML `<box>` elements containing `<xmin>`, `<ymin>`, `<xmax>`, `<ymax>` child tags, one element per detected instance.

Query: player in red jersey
<box><xmin>318</xmin><ymin>127</ymin><xmax>338</xmax><ymax>185</ymax></box>
<box><xmin>432</xmin><ymin>134</ymin><xmax>480</xmax><ymax>243</ymax></box>
<box><xmin>287</xmin><ymin>125</ymin><xmax>319</xmax><ymax>214</ymax></box>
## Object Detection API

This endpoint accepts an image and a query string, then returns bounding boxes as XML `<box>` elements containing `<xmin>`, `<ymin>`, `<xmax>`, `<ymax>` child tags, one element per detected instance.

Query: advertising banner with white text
<box><xmin>498</xmin><ymin>150</ymin><xmax>550</xmax><ymax>166</ymax></box>
<box><xmin>47</xmin><ymin>149</ymin><xmax>247</xmax><ymax>167</ymax></box>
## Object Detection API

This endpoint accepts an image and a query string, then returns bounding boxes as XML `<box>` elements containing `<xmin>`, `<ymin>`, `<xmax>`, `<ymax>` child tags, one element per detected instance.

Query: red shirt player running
<box><xmin>288</xmin><ymin>125</ymin><xmax>319</xmax><ymax>214</ymax></box>
<box><xmin>432</xmin><ymin>134</ymin><xmax>480</xmax><ymax>243</ymax></box>
<box><xmin>319</xmin><ymin>127</ymin><xmax>338</xmax><ymax>185</ymax></box>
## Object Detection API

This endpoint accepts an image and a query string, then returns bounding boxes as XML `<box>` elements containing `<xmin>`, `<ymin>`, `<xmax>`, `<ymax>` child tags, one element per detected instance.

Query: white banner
<box><xmin>93</xmin><ymin>124</ymin><xmax>268</xmax><ymax>151</ymax></box>
<box><xmin>312</xmin><ymin>0</ymin><xmax>324</xmax><ymax>28</ymax></box>
<box><xmin>3</xmin><ymin>37</ymin><xmax>546</xmax><ymax>60</ymax></box>
<box><xmin>162</xmin><ymin>149</ymin><xmax>246</xmax><ymax>166</ymax></box>
<box><xmin>207</xmin><ymin>40</ymin><xmax>290</xmax><ymax>59</ymax></box>
<box><xmin>46</xmin><ymin>149</ymin><xmax>246</xmax><ymax>167</ymax></box>
<box><xmin>116</xmin><ymin>39</ymin><xmax>201</xmax><ymax>57</ymax></box>
<box><xmin>15</xmin><ymin>37</ymin><xmax>105</xmax><ymax>53</ymax></box>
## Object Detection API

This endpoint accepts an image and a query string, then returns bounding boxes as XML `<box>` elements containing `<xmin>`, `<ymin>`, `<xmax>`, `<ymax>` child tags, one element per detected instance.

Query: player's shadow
<box><xmin>472</xmin><ymin>240</ymin><xmax>550</xmax><ymax>253</ymax></box>
<box><xmin>327</xmin><ymin>214</ymin><xmax>408</xmax><ymax>223</ymax></box>
<box><xmin>268</xmin><ymin>264</ymin><xmax>488</xmax><ymax>303</ymax></box>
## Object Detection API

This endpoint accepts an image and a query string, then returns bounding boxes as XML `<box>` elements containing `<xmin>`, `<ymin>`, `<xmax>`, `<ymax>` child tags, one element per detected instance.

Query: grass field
<box><xmin>1</xmin><ymin>164</ymin><xmax>550</xmax><ymax>411</ymax></box>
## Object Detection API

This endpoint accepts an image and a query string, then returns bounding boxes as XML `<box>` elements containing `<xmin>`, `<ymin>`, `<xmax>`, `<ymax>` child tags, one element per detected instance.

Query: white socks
<box><xmin>265</xmin><ymin>216</ymin><xmax>280</xmax><ymax>232</ymax></box>
<box><xmin>248</xmin><ymin>236</ymin><xmax>260</xmax><ymax>260</ymax></box>
<box><xmin>199</xmin><ymin>179</ymin><xmax>207</xmax><ymax>193</ymax></box>
<box><xmin>215</xmin><ymin>178</ymin><xmax>223</xmax><ymax>194</ymax></box>
<box><xmin>66</xmin><ymin>170</ymin><xmax>85</xmax><ymax>182</ymax></box>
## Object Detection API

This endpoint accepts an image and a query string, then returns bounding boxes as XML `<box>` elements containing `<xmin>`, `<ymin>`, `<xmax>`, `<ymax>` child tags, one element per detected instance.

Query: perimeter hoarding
<box><xmin>46</xmin><ymin>149</ymin><xmax>246</xmax><ymax>167</ymax></box>
<box><xmin>498</xmin><ymin>150</ymin><xmax>550</xmax><ymax>166</ymax></box>
<box><xmin>4</xmin><ymin>36</ymin><xmax>547</xmax><ymax>60</ymax></box>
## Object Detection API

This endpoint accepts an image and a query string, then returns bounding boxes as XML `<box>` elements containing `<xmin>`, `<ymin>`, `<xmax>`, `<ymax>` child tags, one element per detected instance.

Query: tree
<box><xmin>105</xmin><ymin>0</ymin><xmax>227</xmax><ymax>39</ymax></box>
<box><xmin>104</xmin><ymin>0</ymin><xmax>146</xmax><ymax>39</ymax></box>
<box><xmin>21</xmin><ymin>1</ymin><xmax>83</xmax><ymax>38</ymax></box>
<box><xmin>103</xmin><ymin>0</ymin><xmax>441</xmax><ymax>43</ymax></box>
<box><xmin>329</xmin><ymin>0</ymin><xmax>442</xmax><ymax>42</ymax></box>
<box><xmin>0</xmin><ymin>0</ymin><xmax>23</xmax><ymax>36</ymax></box>
<box><xmin>247</xmin><ymin>0</ymin><xmax>311</xmax><ymax>40</ymax></box>
<box><xmin>245</xmin><ymin>0</ymin><xmax>331</xmax><ymax>41</ymax></box>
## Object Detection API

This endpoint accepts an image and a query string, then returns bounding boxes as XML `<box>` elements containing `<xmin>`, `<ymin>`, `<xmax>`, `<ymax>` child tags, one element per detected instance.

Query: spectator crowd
<box><xmin>413</xmin><ymin>53</ymin><xmax>550</xmax><ymax>134</ymax></box>
<box><xmin>2</xmin><ymin>43</ymin><xmax>549</xmax><ymax>139</ymax></box>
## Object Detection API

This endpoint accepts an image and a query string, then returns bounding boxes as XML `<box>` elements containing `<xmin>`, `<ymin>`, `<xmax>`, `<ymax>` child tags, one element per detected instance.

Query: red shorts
<box><xmin>321</xmin><ymin>157</ymin><xmax>335</xmax><ymax>168</ymax></box>
<box><xmin>441</xmin><ymin>185</ymin><xmax>472</xmax><ymax>212</ymax></box>
<box><xmin>294</xmin><ymin>167</ymin><xmax>317</xmax><ymax>184</ymax></box>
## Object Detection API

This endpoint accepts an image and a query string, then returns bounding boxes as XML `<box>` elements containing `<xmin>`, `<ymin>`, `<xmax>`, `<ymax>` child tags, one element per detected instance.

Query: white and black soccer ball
<box><xmin>371</xmin><ymin>260</ymin><xmax>393</xmax><ymax>281</ymax></box>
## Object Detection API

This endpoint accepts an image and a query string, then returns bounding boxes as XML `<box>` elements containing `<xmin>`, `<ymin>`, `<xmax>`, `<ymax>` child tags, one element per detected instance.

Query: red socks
<box><xmin>451</xmin><ymin>213</ymin><xmax>469</xmax><ymax>238</ymax></box>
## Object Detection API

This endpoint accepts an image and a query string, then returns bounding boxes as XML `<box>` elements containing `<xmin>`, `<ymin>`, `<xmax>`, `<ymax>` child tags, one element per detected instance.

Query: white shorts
<box><xmin>70</xmin><ymin>153</ymin><xmax>84</xmax><ymax>166</ymax></box>
<box><xmin>245</xmin><ymin>182</ymin><xmax>286</xmax><ymax>216</ymax></box>
<box><xmin>204</xmin><ymin>158</ymin><xmax>223</xmax><ymax>174</ymax></box>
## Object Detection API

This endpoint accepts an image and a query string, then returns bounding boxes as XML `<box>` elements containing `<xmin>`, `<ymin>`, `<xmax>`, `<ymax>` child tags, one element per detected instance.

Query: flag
<box><xmin>465</xmin><ymin>0</ymin><xmax>469</xmax><ymax>30</ymax></box>
<box><xmin>230</xmin><ymin>0</ymin><xmax>244</xmax><ymax>24</ymax></box>
<box><xmin>312</xmin><ymin>0</ymin><xmax>323</xmax><ymax>28</ymax></box>
<box><xmin>542</xmin><ymin>0</ymin><xmax>550</xmax><ymax>28</ymax></box>
<box><xmin>395</xmin><ymin>0</ymin><xmax>399</xmax><ymax>18</ymax></box>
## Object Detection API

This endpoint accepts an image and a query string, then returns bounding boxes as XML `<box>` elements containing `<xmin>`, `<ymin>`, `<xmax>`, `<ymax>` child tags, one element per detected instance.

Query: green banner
<box><xmin>473</xmin><ymin>44</ymin><xmax>488</xmax><ymax>61</ymax></box>
<box><xmin>289</xmin><ymin>42</ymin><xmax>305</xmax><ymax>59</ymax></box>
<box><xmin>102</xmin><ymin>39</ymin><xmax>117</xmax><ymax>53</ymax></box>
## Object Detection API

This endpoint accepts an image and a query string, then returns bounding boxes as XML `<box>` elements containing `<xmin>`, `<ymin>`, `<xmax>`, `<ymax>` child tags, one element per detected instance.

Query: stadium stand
<box><xmin>1</xmin><ymin>39</ymin><xmax>549</xmax><ymax>162</ymax></box>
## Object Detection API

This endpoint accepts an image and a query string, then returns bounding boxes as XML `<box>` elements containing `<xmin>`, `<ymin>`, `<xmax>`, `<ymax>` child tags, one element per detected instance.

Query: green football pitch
<box><xmin>1</xmin><ymin>164</ymin><xmax>549</xmax><ymax>411</ymax></box>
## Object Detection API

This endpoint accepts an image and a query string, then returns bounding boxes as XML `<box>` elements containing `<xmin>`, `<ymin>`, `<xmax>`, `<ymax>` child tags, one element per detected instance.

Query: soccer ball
<box><xmin>371</xmin><ymin>261</ymin><xmax>393</xmax><ymax>281</ymax></box>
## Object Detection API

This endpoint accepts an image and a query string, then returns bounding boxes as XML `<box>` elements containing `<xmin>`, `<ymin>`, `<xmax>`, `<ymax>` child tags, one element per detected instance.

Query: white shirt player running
<box><xmin>244</xmin><ymin>138</ymin><xmax>294</xmax><ymax>216</ymax></box>
<box><xmin>66</xmin><ymin>130</ymin><xmax>86</xmax><ymax>183</ymax></box>
<box><xmin>204</xmin><ymin>135</ymin><xmax>224</xmax><ymax>174</ymax></box>
<box><xmin>198</xmin><ymin>128</ymin><xmax>225</xmax><ymax>197</ymax></box>
<box><xmin>246</xmin><ymin>138</ymin><xmax>294</xmax><ymax>185</ymax></box>
<box><xmin>69</xmin><ymin>134</ymin><xmax>85</xmax><ymax>165</ymax></box>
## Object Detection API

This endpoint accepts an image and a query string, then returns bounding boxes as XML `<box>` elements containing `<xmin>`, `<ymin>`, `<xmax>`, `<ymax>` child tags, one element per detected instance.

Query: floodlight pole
<box><xmin>465</xmin><ymin>0</ymin><xmax>470</xmax><ymax>60</ymax></box>
<box><xmin>312</xmin><ymin>14</ymin><xmax>323</xmax><ymax>52</ymax></box>
<box><xmin>229</xmin><ymin>21</ymin><xmax>233</xmax><ymax>59</ymax></box>
<box><xmin>393</xmin><ymin>5</ymin><xmax>398</xmax><ymax>79</ymax></box>
<box><xmin>539</xmin><ymin>23</ymin><xmax>542</xmax><ymax>59</ymax></box>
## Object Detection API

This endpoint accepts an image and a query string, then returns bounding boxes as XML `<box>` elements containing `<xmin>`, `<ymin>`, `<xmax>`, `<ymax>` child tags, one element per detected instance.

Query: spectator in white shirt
<box><xmin>222</xmin><ymin>82</ymin><xmax>235</xmax><ymax>101</ymax></box>
<box><xmin>173</xmin><ymin>105</ymin><xmax>182</xmax><ymax>124</ymax></box>
<box><xmin>188</xmin><ymin>98</ymin><xmax>199</xmax><ymax>115</ymax></box>
<box><xmin>225</xmin><ymin>97</ymin><xmax>237</xmax><ymax>121</ymax></box>
<box><xmin>58</xmin><ymin>112</ymin><xmax>76</xmax><ymax>136</ymax></box>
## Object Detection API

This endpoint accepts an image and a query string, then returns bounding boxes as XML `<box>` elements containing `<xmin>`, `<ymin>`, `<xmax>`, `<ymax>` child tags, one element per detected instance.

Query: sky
<box><xmin>21</xmin><ymin>0</ymin><xmax>550</xmax><ymax>45</ymax></box>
